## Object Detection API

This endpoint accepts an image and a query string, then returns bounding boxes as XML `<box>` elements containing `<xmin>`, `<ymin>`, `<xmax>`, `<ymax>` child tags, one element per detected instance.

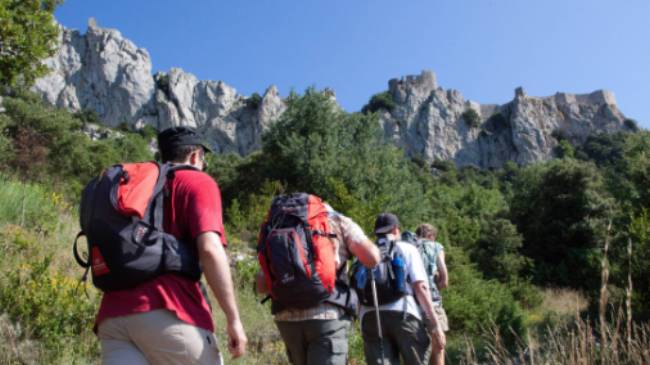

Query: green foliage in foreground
<box><xmin>0</xmin><ymin>179</ymin><xmax>99</xmax><ymax>363</ymax></box>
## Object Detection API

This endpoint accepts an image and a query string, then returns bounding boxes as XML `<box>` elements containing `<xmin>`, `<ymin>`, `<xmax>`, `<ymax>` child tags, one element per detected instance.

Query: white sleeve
<box><xmin>403</xmin><ymin>243</ymin><xmax>427</xmax><ymax>284</ymax></box>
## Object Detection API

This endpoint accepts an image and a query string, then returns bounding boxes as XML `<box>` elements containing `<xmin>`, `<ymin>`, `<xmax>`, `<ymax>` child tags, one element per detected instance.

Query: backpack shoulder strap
<box><xmin>147</xmin><ymin>163</ymin><xmax>201</xmax><ymax>229</ymax></box>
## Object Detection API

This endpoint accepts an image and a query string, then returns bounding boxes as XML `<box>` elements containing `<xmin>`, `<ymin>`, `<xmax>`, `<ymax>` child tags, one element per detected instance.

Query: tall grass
<box><xmin>0</xmin><ymin>174</ymin><xmax>63</xmax><ymax>232</ymax></box>
<box><xmin>458</xmin><ymin>315</ymin><xmax>650</xmax><ymax>365</ymax></box>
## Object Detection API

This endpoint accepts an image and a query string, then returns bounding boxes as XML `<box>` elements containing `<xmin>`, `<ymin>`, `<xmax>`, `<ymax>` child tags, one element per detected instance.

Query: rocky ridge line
<box><xmin>32</xmin><ymin>19</ymin><xmax>632</xmax><ymax>168</ymax></box>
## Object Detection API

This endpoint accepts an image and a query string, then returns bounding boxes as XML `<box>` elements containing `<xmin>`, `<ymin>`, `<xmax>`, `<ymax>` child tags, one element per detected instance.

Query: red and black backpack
<box><xmin>257</xmin><ymin>193</ymin><xmax>358</xmax><ymax>315</ymax></box>
<box><xmin>73</xmin><ymin>161</ymin><xmax>201</xmax><ymax>291</ymax></box>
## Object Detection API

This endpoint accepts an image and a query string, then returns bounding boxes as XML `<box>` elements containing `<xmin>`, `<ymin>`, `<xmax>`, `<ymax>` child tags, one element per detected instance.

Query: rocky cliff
<box><xmin>378</xmin><ymin>71</ymin><xmax>630</xmax><ymax>168</ymax></box>
<box><xmin>34</xmin><ymin>19</ymin><xmax>285</xmax><ymax>154</ymax></box>
<box><xmin>33</xmin><ymin>19</ymin><xmax>633</xmax><ymax>167</ymax></box>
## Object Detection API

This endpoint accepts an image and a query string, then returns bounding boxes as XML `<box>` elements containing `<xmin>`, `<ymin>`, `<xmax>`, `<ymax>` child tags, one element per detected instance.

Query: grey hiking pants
<box><xmin>361</xmin><ymin>311</ymin><xmax>430</xmax><ymax>365</ymax></box>
<box><xmin>275</xmin><ymin>316</ymin><xmax>351</xmax><ymax>365</ymax></box>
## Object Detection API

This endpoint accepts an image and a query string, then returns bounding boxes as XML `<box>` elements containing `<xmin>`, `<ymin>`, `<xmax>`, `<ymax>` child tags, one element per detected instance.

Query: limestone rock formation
<box><xmin>377</xmin><ymin>71</ymin><xmax>629</xmax><ymax>168</ymax></box>
<box><xmin>33</xmin><ymin>21</ymin><xmax>631</xmax><ymax>168</ymax></box>
<box><xmin>34</xmin><ymin>18</ymin><xmax>157</xmax><ymax>127</ymax></box>
<box><xmin>33</xmin><ymin>19</ymin><xmax>286</xmax><ymax>155</ymax></box>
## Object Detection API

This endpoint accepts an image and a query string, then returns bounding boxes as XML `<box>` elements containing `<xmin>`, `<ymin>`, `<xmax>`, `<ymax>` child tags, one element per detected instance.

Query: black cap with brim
<box><xmin>157</xmin><ymin>126</ymin><xmax>212</xmax><ymax>154</ymax></box>
<box><xmin>374</xmin><ymin>212</ymin><xmax>400</xmax><ymax>234</ymax></box>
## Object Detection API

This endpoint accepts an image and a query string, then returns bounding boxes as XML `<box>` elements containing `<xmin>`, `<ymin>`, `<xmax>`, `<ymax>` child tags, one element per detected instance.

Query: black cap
<box><xmin>157</xmin><ymin>127</ymin><xmax>212</xmax><ymax>154</ymax></box>
<box><xmin>374</xmin><ymin>212</ymin><xmax>400</xmax><ymax>234</ymax></box>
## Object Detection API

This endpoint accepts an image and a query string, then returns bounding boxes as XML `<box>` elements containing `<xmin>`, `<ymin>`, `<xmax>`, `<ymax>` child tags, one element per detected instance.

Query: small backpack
<box><xmin>257</xmin><ymin>193</ymin><xmax>339</xmax><ymax>311</ymax></box>
<box><xmin>73</xmin><ymin>161</ymin><xmax>201</xmax><ymax>291</ymax></box>
<box><xmin>351</xmin><ymin>238</ymin><xmax>409</xmax><ymax>306</ymax></box>
<box><xmin>402</xmin><ymin>231</ymin><xmax>442</xmax><ymax>302</ymax></box>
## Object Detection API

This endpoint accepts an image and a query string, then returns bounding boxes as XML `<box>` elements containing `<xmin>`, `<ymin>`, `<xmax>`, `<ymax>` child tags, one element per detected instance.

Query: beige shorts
<box><xmin>434</xmin><ymin>305</ymin><xmax>449</xmax><ymax>332</ymax></box>
<box><xmin>98</xmin><ymin>309</ymin><xmax>222</xmax><ymax>365</ymax></box>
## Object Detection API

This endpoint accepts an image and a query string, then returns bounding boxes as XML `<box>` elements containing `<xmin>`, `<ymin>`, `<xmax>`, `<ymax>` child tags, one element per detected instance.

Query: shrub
<box><xmin>555</xmin><ymin>139</ymin><xmax>575</xmax><ymax>158</ymax></box>
<box><xmin>0</xmin><ymin>255</ymin><xmax>99</xmax><ymax>361</ymax></box>
<box><xmin>624</xmin><ymin>118</ymin><xmax>639</xmax><ymax>132</ymax></box>
<box><xmin>462</xmin><ymin>109</ymin><xmax>481</xmax><ymax>128</ymax></box>
<box><xmin>2</xmin><ymin>94</ymin><xmax>153</xmax><ymax>198</ymax></box>
<box><xmin>444</xmin><ymin>246</ymin><xmax>527</xmax><ymax>351</ymax></box>
<box><xmin>510</xmin><ymin>159</ymin><xmax>614</xmax><ymax>289</ymax></box>
<box><xmin>486</xmin><ymin>111</ymin><xmax>509</xmax><ymax>130</ymax></box>
<box><xmin>361</xmin><ymin>91</ymin><xmax>396</xmax><ymax>114</ymax></box>
<box><xmin>246</xmin><ymin>92</ymin><xmax>263</xmax><ymax>109</ymax></box>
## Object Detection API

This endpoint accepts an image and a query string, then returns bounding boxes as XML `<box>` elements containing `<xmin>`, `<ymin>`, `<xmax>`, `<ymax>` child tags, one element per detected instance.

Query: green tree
<box><xmin>472</xmin><ymin>218</ymin><xmax>530</xmax><ymax>284</ymax></box>
<box><xmin>510</xmin><ymin>159</ymin><xmax>614</xmax><ymax>289</ymax></box>
<box><xmin>2</xmin><ymin>94</ymin><xmax>152</xmax><ymax>196</ymax></box>
<box><xmin>361</xmin><ymin>91</ymin><xmax>396</xmax><ymax>114</ymax></box>
<box><xmin>0</xmin><ymin>0</ymin><xmax>62</xmax><ymax>90</ymax></box>
<box><xmin>227</xmin><ymin>89</ymin><xmax>427</xmax><ymax>231</ymax></box>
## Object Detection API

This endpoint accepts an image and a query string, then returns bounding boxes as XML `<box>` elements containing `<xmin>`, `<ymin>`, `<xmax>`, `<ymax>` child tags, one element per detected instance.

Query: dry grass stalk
<box><xmin>626</xmin><ymin>237</ymin><xmax>633</xmax><ymax>353</ymax></box>
<box><xmin>457</xmin><ymin>314</ymin><xmax>650</xmax><ymax>364</ymax></box>
<box><xmin>599</xmin><ymin>219</ymin><xmax>612</xmax><ymax>361</ymax></box>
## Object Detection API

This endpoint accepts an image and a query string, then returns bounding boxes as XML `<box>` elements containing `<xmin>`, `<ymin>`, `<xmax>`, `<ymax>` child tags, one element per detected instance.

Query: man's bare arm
<box><xmin>349</xmin><ymin>239</ymin><xmax>380</xmax><ymax>268</ymax></box>
<box><xmin>197</xmin><ymin>232</ymin><xmax>247</xmax><ymax>358</ymax></box>
<box><xmin>413</xmin><ymin>280</ymin><xmax>446</xmax><ymax>351</ymax></box>
<box><xmin>435</xmin><ymin>250</ymin><xmax>448</xmax><ymax>289</ymax></box>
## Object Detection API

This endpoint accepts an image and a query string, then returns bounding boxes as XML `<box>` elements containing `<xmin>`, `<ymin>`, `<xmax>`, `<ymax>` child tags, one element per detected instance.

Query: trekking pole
<box><xmin>370</xmin><ymin>270</ymin><xmax>386</xmax><ymax>365</ymax></box>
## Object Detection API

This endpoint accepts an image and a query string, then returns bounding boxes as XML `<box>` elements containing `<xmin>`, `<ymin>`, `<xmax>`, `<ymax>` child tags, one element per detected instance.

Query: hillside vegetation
<box><xmin>0</xmin><ymin>91</ymin><xmax>649</xmax><ymax>364</ymax></box>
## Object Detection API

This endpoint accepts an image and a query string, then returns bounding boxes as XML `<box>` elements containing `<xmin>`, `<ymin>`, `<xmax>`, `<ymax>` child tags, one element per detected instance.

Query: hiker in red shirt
<box><xmin>96</xmin><ymin>127</ymin><xmax>247</xmax><ymax>364</ymax></box>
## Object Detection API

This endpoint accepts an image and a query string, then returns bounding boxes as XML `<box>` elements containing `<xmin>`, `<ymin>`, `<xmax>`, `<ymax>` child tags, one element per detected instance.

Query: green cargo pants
<box><xmin>275</xmin><ymin>316</ymin><xmax>351</xmax><ymax>365</ymax></box>
<box><xmin>361</xmin><ymin>311</ymin><xmax>430</xmax><ymax>365</ymax></box>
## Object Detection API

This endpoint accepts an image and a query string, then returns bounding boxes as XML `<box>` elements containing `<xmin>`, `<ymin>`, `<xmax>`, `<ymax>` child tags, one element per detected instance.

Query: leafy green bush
<box><xmin>510</xmin><ymin>159</ymin><xmax>614</xmax><ymax>289</ymax></box>
<box><xmin>462</xmin><ymin>109</ymin><xmax>481</xmax><ymax>128</ymax></box>
<box><xmin>555</xmin><ymin>139</ymin><xmax>575</xmax><ymax>158</ymax></box>
<box><xmin>246</xmin><ymin>92</ymin><xmax>263</xmax><ymax>109</ymax></box>
<box><xmin>444</xmin><ymin>246</ymin><xmax>527</xmax><ymax>353</ymax></box>
<box><xmin>1</xmin><ymin>94</ymin><xmax>153</xmax><ymax>198</ymax></box>
<box><xmin>471</xmin><ymin>218</ymin><xmax>531</xmax><ymax>284</ymax></box>
<box><xmin>624</xmin><ymin>118</ymin><xmax>639</xmax><ymax>132</ymax></box>
<box><xmin>485</xmin><ymin>111</ymin><xmax>509</xmax><ymax>130</ymax></box>
<box><xmin>0</xmin><ymin>215</ymin><xmax>99</xmax><ymax>364</ymax></box>
<box><xmin>0</xmin><ymin>255</ymin><xmax>98</xmax><ymax>358</ymax></box>
<box><xmin>361</xmin><ymin>91</ymin><xmax>396</xmax><ymax>114</ymax></box>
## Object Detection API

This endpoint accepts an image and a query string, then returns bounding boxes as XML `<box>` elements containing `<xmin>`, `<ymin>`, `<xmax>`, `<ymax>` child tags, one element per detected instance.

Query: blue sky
<box><xmin>55</xmin><ymin>0</ymin><xmax>649</xmax><ymax>129</ymax></box>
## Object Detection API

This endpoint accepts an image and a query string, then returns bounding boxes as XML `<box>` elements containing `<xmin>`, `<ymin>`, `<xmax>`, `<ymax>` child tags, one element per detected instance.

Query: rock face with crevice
<box><xmin>33</xmin><ymin>20</ymin><xmax>632</xmax><ymax>167</ymax></box>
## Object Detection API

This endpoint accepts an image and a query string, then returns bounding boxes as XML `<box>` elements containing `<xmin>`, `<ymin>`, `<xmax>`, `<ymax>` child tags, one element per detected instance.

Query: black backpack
<box><xmin>73</xmin><ymin>162</ymin><xmax>201</xmax><ymax>291</ymax></box>
<box><xmin>351</xmin><ymin>238</ymin><xmax>409</xmax><ymax>306</ymax></box>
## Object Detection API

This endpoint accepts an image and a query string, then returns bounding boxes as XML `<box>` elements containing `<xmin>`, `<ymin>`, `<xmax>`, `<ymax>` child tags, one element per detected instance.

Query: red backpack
<box><xmin>258</xmin><ymin>193</ymin><xmax>343</xmax><ymax>312</ymax></box>
<box><xmin>74</xmin><ymin>162</ymin><xmax>201</xmax><ymax>291</ymax></box>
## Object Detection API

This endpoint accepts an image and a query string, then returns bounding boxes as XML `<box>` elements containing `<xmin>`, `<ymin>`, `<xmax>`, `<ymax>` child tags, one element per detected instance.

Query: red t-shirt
<box><xmin>95</xmin><ymin>169</ymin><xmax>227</xmax><ymax>332</ymax></box>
